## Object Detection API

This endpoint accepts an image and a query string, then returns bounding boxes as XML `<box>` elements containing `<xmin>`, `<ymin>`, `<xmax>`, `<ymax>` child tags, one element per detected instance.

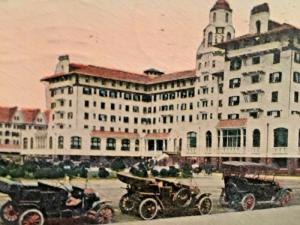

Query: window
<box><xmin>71</xmin><ymin>136</ymin><xmax>81</xmax><ymax>149</ymax></box>
<box><xmin>213</xmin><ymin>12</ymin><xmax>216</xmax><ymax>22</ymax></box>
<box><xmin>229</xmin><ymin>78</ymin><xmax>241</xmax><ymax>88</ymax></box>
<box><xmin>249</xmin><ymin>93</ymin><xmax>258</xmax><ymax>102</ymax></box>
<box><xmin>23</xmin><ymin>138</ymin><xmax>28</xmax><ymax>149</ymax></box>
<box><xmin>228</xmin><ymin>114</ymin><xmax>239</xmax><ymax>120</ymax></box>
<box><xmin>123</xmin><ymin>117</ymin><xmax>129</xmax><ymax>123</ymax></box>
<box><xmin>49</xmin><ymin>137</ymin><xmax>53</xmax><ymax>149</ymax></box>
<box><xmin>251</xmin><ymin>74</ymin><xmax>260</xmax><ymax>83</ymax></box>
<box><xmin>135</xmin><ymin>139</ymin><xmax>139</xmax><ymax>151</ymax></box>
<box><xmin>228</xmin><ymin>96</ymin><xmax>240</xmax><ymax>106</ymax></box>
<box><xmin>256</xmin><ymin>20</ymin><xmax>261</xmax><ymax>33</ymax></box>
<box><xmin>298</xmin><ymin>130</ymin><xmax>300</xmax><ymax>147</ymax></box>
<box><xmin>273</xmin><ymin>52</ymin><xmax>281</xmax><ymax>64</ymax></box>
<box><xmin>58</xmin><ymin>136</ymin><xmax>64</xmax><ymax>149</ymax></box>
<box><xmin>269</xmin><ymin>72</ymin><xmax>282</xmax><ymax>83</ymax></box>
<box><xmin>111</xmin><ymin>103</ymin><xmax>115</xmax><ymax>110</ymax></box>
<box><xmin>187</xmin><ymin>132</ymin><xmax>197</xmax><ymax>148</ymax></box>
<box><xmin>99</xmin><ymin>89</ymin><xmax>107</xmax><ymax>97</ymax></box>
<box><xmin>91</xmin><ymin>137</ymin><xmax>101</xmax><ymax>150</ymax></box>
<box><xmin>295</xmin><ymin>92</ymin><xmax>299</xmax><ymax>103</ymax></box>
<box><xmin>84</xmin><ymin>100</ymin><xmax>89</xmax><ymax>107</ymax></box>
<box><xmin>252</xmin><ymin>129</ymin><xmax>260</xmax><ymax>147</ymax></box>
<box><xmin>208</xmin><ymin>32</ymin><xmax>213</xmax><ymax>47</ymax></box>
<box><xmin>222</xmin><ymin>129</ymin><xmax>241</xmax><ymax>147</ymax></box>
<box><xmin>226</xmin><ymin>32</ymin><xmax>231</xmax><ymax>41</ymax></box>
<box><xmin>83</xmin><ymin>87</ymin><xmax>92</xmax><ymax>95</ymax></box>
<box><xmin>293</xmin><ymin>72</ymin><xmax>300</xmax><ymax>83</ymax></box>
<box><xmin>106</xmin><ymin>138</ymin><xmax>116</xmax><ymax>150</ymax></box>
<box><xmin>271</xmin><ymin>92</ymin><xmax>278</xmax><ymax>102</ymax></box>
<box><xmin>274</xmin><ymin>128</ymin><xmax>288</xmax><ymax>147</ymax></box>
<box><xmin>225</xmin><ymin>13</ymin><xmax>229</xmax><ymax>23</ymax></box>
<box><xmin>294</xmin><ymin>52</ymin><xmax>300</xmax><ymax>63</ymax></box>
<box><xmin>84</xmin><ymin>113</ymin><xmax>89</xmax><ymax>120</ymax></box>
<box><xmin>267</xmin><ymin>110</ymin><xmax>281</xmax><ymax>118</ymax></box>
<box><xmin>206</xmin><ymin>131</ymin><xmax>212</xmax><ymax>148</ymax></box>
<box><xmin>230</xmin><ymin>58</ymin><xmax>242</xmax><ymax>71</ymax></box>
<box><xmin>121</xmin><ymin>139</ymin><xmax>130</xmax><ymax>151</ymax></box>
<box><xmin>100</xmin><ymin>102</ymin><xmax>105</xmax><ymax>109</ymax></box>
<box><xmin>30</xmin><ymin>138</ymin><xmax>34</xmax><ymax>149</ymax></box>
<box><xmin>252</xmin><ymin>56</ymin><xmax>260</xmax><ymax>65</ymax></box>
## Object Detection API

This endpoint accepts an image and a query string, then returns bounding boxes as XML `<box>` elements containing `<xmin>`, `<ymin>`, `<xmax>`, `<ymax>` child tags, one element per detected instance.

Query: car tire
<box><xmin>278</xmin><ymin>190</ymin><xmax>292</xmax><ymax>207</ymax></box>
<box><xmin>198</xmin><ymin>196</ymin><xmax>213</xmax><ymax>215</ymax></box>
<box><xmin>241</xmin><ymin>193</ymin><xmax>256</xmax><ymax>211</ymax></box>
<box><xmin>0</xmin><ymin>201</ymin><xmax>19</xmax><ymax>225</ymax></box>
<box><xmin>138</xmin><ymin>198</ymin><xmax>158</xmax><ymax>220</ymax></box>
<box><xmin>119</xmin><ymin>194</ymin><xmax>136</xmax><ymax>214</ymax></box>
<box><xmin>96</xmin><ymin>204</ymin><xmax>114</xmax><ymax>224</ymax></box>
<box><xmin>18</xmin><ymin>209</ymin><xmax>44</xmax><ymax>225</ymax></box>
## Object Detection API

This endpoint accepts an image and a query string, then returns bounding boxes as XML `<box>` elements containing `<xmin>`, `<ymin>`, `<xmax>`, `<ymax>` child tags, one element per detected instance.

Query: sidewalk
<box><xmin>116</xmin><ymin>205</ymin><xmax>300</xmax><ymax>225</ymax></box>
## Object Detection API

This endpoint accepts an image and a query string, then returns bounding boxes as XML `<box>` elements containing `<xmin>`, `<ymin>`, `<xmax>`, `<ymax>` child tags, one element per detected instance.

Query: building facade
<box><xmin>3</xmin><ymin>0</ymin><xmax>300</xmax><ymax>173</ymax></box>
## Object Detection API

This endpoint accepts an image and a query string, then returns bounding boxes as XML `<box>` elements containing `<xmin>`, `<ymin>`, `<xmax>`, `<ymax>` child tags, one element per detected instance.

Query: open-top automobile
<box><xmin>219</xmin><ymin>161</ymin><xmax>292</xmax><ymax>211</ymax></box>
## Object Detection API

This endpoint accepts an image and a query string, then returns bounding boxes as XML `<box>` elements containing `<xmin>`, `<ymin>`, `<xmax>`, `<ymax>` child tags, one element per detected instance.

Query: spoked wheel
<box><xmin>1</xmin><ymin>201</ymin><xmax>19</xmax><ymax>225</ymax></box>
<box><xmin>241</xmin><ymin>193</ymin><xmax>256</xmax><ymax>211</ymax></box>
<box><xmin>119</xmin><ymin>194</ymin><xmax>136</xmax><ymax>214</ymax></box>
<box><xmin>18</xmin><ymin>209</ymin><xmax>44</xmax><ymax>225</ymax></box>
<box><xmin>278</xmin><ymin>190</ymin><xmax>292</xmax><ymax>207</ymax></box>
<box><xmin>138</xmin><ymin>198</ymin><xmax>158</xmax><ymax>220</ymax></box>
<box><xmin>198</xmin><ymin>197</ymin><xmax>213</xmax><ymax>215</ymax></box>
<box><xmin>96</xmin><ymin>204</ymin><xmax>114</xmax><ymax>224</ymax></box>
<box><xmin>173</xmin><ymin>188</ymin><xmax>192</xmax><ymax>208</ymax></box>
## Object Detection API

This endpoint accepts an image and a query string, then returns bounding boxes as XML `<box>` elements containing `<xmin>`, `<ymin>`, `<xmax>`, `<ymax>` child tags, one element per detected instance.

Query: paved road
<box><xmin>0</xmin><ymin>173</ymin><xmax>299</xmax><ymax>224</ymax></box>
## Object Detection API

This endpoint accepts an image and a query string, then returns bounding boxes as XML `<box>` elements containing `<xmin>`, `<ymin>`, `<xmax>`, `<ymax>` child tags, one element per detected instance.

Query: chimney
<box><xmin>55</xmin><ymin>54</ymin><xmax>70</xmax><ymax>74</ymax></box>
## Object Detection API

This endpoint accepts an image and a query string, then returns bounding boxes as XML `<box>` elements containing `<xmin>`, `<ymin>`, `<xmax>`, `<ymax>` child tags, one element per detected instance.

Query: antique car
<box><xmin>117</xmin><ymin>172</ymin><xmax>212</xmax><ymax>220</ymax></box>
<box><xmin>0</xmin><ymin>179</ymin><xmax>114</xmax><ymax>225</ymax></box>
<box><xmin>219</xmin><ymin>161</ymin><xmax>292</xmax><ymax>211</ymax></box>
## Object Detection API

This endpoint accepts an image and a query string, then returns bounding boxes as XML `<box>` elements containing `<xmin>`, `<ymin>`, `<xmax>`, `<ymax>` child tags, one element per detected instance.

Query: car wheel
<box><xmin>173</xmin><ymin>188</ymin><xmax>192</xmax><ymax>208</ymax></box>
<box><xmin>198</xmin><ymin>196</ymin><xmax>213</xmax><ymax>215</ymax></box>
<box><xmin>96</xmin><ymin>204</ymin><xmax>114</xmax><ymax>224</ymax></box>
<box><xmin>1</xmin><ymin>201</ymin><xmax>19</xmax><ymax>225</ymax></box>
<box><xmin>278</xmin><ymin>190</ymin><xmax>292</xmax><ymax>207</ymax></box>
<box><xmin>241</xmin><ymin>193</ymin><xmax>256</xmax><ymax>211</ymax></box>
<box><xmin>119</xmin><ymin>194</ymin><xmax>136</xmax><ymax>214</ymax></box>
<box><xmin>18</xmin><ymin>209</ymin><xmax>44</xmax><ymax>225</ymax></box>
<box><xmin>138</xmin><ymin>198</ymin><xmax>158</xmax><ymax>220</ymax></box>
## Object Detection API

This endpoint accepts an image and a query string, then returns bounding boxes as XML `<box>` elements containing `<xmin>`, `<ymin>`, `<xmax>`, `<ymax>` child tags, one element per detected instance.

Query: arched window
<box><xmin>225</xmin><ymin>13</ymin><xmax>229</xmax><ymax>23</ymax></box>
<box><xmin>121</xmin><ymin>139</ymin><xmax>130</xmax><ymax>151</ymax></box>
<box><xmin>5</xmin><ymin>139</ymin><xmax>9</xmax><ymax>144</ymax></box>
<box><xmin>5</xmin><ymin>131</ymin><xmax>10</xmax><ymax>136</ymax></box>
<box><xmin>252</xmin><ymin>129</ymin><xmax>260</xmax><ymax>147</ymax></box>
<box><xmin>91</xmin><ymin>137</ymin><xmax>101</xmax><ymax>150</ymax></box>
<box><xmin>49</xmin><ymin>136</ymin><xmax>53</xmax><ymax>149</ymax></box>
<box><xmin>274</xmin><ymin>128</ymin><xmax>288</xmax><ymax>147</ymax></box>
<box><xmin>226</xmin><ymin>32</ymin><xmax>232</xmax><ymax>41</ymax></box>
<box><xmin>71</xmin><ymin>136</ymin><xmax>81</xmax><ymax>149</ymax></box>
<box><xmin>206</xmin><ymin>131</ymin><xmax>212</xmax><ymax>148</ymax></box>
<box><xmin>23</xmin><ymin>138</ymin><xmax>28</xmax><ymax>149</ymax></box>
<box><xmin>187</xmin><ymin>132</ymin><xmax>197</xmax><ymax>148</ymax></box>
<box><xmin>106</xmin><ymin>138</ymin><xmax>116</xmax><ymax>150</ymax></box>
<box><xmin>213</xmin><ymin>12</ymin><xmax>216</xmax><ymax>22</ymax></box>
<box><xmin>30</xmin><ymin>137</ymin><xmax>34</xmax><ymax>149</ymax></box>
<box><xmin>256</xmin><ymin>20</ymin><xmax>261</xmax><ymax>33</ymax></box>
<box><xmin>208</xmin><ymin>32</ymin><xmax>213</xmax><ymax>47</ymax></box>
<box><xmin>135</xmin><ymin>139</ymin><xmax>140</xmax><ymax>151</ymax></box>
<box><xmin>58</xmin><ymin>136</ymin><xmax>64</xmax><ymax>149</ymax></box>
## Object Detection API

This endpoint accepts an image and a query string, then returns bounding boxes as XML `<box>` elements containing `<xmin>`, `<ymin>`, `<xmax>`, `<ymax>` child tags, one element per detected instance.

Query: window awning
<box><xmin>217</xmin><ymin>119</ymin><xmax>247</xmax><ymax>128</ymax></box>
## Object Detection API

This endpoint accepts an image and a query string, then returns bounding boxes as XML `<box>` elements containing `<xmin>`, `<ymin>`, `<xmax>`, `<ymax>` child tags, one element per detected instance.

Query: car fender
<box><xmin>275</xmin><ymin>188</ymin><xmax>292</xmax><ymax>199</ymax></box>
<box><xmin>196</xmin><ymin>193</ymin><xmax>212</xmax><ymax>201</ymax></box>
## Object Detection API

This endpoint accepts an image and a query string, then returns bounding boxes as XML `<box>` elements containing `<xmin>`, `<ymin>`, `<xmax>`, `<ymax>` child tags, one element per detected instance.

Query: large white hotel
<box><xmin>1</xmin><ymin>0</ymin><xmax>300</xmax><ymax>173</ymax></box>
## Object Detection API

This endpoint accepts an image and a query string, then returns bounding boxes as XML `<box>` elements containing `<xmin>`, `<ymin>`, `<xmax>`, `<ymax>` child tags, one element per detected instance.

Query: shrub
<box><xmin>59</xmin><ymin>160</ymin><xmax>74</xmax><ymax>170</ymax></box>
<box><xmin>159</xmin><ymin>168</ymin><xmax>169</xmax><ymax>177</ymax></box>
<box><xmin>79</xmin><ymin>161</ymin><xmax>90</xmax><ymax>169</ymax></box>
<box><xmin>9</xmin><ymin>168</ymin><xmax>25</xmax><ymax>178</ymax></box>
<box><xmin>193</xmin><ymin>166</ymin><xmax>202</xmax><ymax>174</ymax></box>
<box><xmin>0</xmin><ymin>167</ymin><xmax>8</xmax><ymax>177</ymax></box>
<box><xmin>181</xmin><ymin>162</ymin><xmax>193</xmax><ymax>178</ymax></box>
<box><xmin>130</xmin><ymin>163</ymin><xmax>148</xmax><ymax>178</ymax></box>
<box><xmin>23</xmin><ymin>160</ymin><xmax>39</xmax><ymax>173</ymax></box>
<box><xmin>0</xmin><ymin>158</ymin><xmax>9</xmax><ymax>167</ymax></box>
<box><xmin>34</xmin><ymin>167</ymin><xmax>64</xmax><ymax>179</ymax></box>
<box><xmin>151</xmin><ymin>169</ymin><xmax>159</xmax><ymax>177</ymax></box>
<box><xmin>111</xmin><ymin>157</ymin><xmax>126</xmax><ymax>171</ymax></box>
<box><xmin>168</xmin><ymin>166</ymin><xmax>179</xmax><ymax>177</ymax></box>
<box><xmin>98</xmin><ymin>167</ymin><xmax>110</xmax><ymax>178</ymax></box>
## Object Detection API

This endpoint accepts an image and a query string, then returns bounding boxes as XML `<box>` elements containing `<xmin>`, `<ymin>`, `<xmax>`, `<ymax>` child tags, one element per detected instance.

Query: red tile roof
<box><xmin>145</xmin><ymin>133</ymin><xmax>170</xmax><ymax>139</ymax></box>
<box><xmin>211</xmin><ymin>0</ymin><xmax>232</xmax><ymax>12</ymax></box>
<box><xmin>0</xmin><ymin>106</ymin><xmax>17</xmax><ymax>123</ymax></box>
<box><xmin>217</xmin><ymin>119</ymin><xmax>247</xmax><ymax>128</ymax></box>
<box><xmin>41</xmin><ymin>63</ymin><xmax>196</xmax><ymax>84</ymax></box>
<box><xmin>91</xmin><ymin>130</ymin><xmax>139</xmax><ymax>139</ymax></box>
<box><xmin>20</xmin><ymin>108</ymin><xmax>40</xmax><ymax>124</ymax></box>
<box><xmin>43</xmin><ymin>110</ymin><xmax>51</xmax><ymax>124</ymax></box>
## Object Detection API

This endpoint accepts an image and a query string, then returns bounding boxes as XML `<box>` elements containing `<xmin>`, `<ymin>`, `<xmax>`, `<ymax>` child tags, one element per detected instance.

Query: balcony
<box><xmin>271</xmin><ymin>147</ymin><xmax>288</xmax><ymax>155</ymax></box>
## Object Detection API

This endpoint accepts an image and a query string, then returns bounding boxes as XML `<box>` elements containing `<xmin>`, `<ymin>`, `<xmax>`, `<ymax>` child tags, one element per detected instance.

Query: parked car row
<box><xmin>0</xmin><ymin>161</ymin><xmax>293</xmax><ymax>225</ymax></box>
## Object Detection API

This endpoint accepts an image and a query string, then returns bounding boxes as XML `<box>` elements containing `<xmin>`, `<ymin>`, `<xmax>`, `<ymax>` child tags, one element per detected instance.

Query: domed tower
<box><xmin>201</xmin><ymin>0</ymin><xmax>235</xmax><ymax>49</ymax></box>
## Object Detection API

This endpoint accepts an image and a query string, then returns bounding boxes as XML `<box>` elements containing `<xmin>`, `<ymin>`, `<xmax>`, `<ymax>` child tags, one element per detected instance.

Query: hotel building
<box><xmin>1</xmin><ymin>0</ymin><xmax>300</xmax><ymax>173</ymax></box>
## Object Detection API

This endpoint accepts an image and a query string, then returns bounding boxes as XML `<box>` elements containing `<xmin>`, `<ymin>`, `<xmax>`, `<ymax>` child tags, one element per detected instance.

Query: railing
<box><xmin>272</xmin><ymin>147</ymin><xmax>288</xmax><ymax>155</ymax></box>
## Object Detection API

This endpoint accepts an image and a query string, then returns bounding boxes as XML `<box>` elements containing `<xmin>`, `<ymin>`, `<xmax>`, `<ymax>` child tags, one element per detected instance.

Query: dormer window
<box><xmin>256</xmin><ymin>20</ymin><xmax>261</xmax><ymax>34</ymax></box>
<box><xmin>208</xmin><ymin>32</ymin><xmax>213</xmax><ymax>47</ymax></box>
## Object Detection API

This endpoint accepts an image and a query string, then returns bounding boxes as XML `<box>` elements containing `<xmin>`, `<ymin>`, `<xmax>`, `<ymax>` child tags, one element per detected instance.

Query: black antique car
<box><xmin>117</xmin><ymin>172</ymin><xmax>212</xmax><ymax>220</ymax></box>
<box><xmin>219</xmin><ymin>161</ymin><xmax>292</xmax><ymax>211</ymax></box>
<box><xmin>0</xmin><ymin>179</ymin><xmax>114</xmax><ymax>225</ymax></box>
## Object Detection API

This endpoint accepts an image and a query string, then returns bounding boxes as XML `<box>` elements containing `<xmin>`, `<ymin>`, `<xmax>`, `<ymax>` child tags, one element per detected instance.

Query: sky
<box><xmin>0</xmin><ymin>0</ymin><xmax>300</xmax><ymax>109</ymax></box>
